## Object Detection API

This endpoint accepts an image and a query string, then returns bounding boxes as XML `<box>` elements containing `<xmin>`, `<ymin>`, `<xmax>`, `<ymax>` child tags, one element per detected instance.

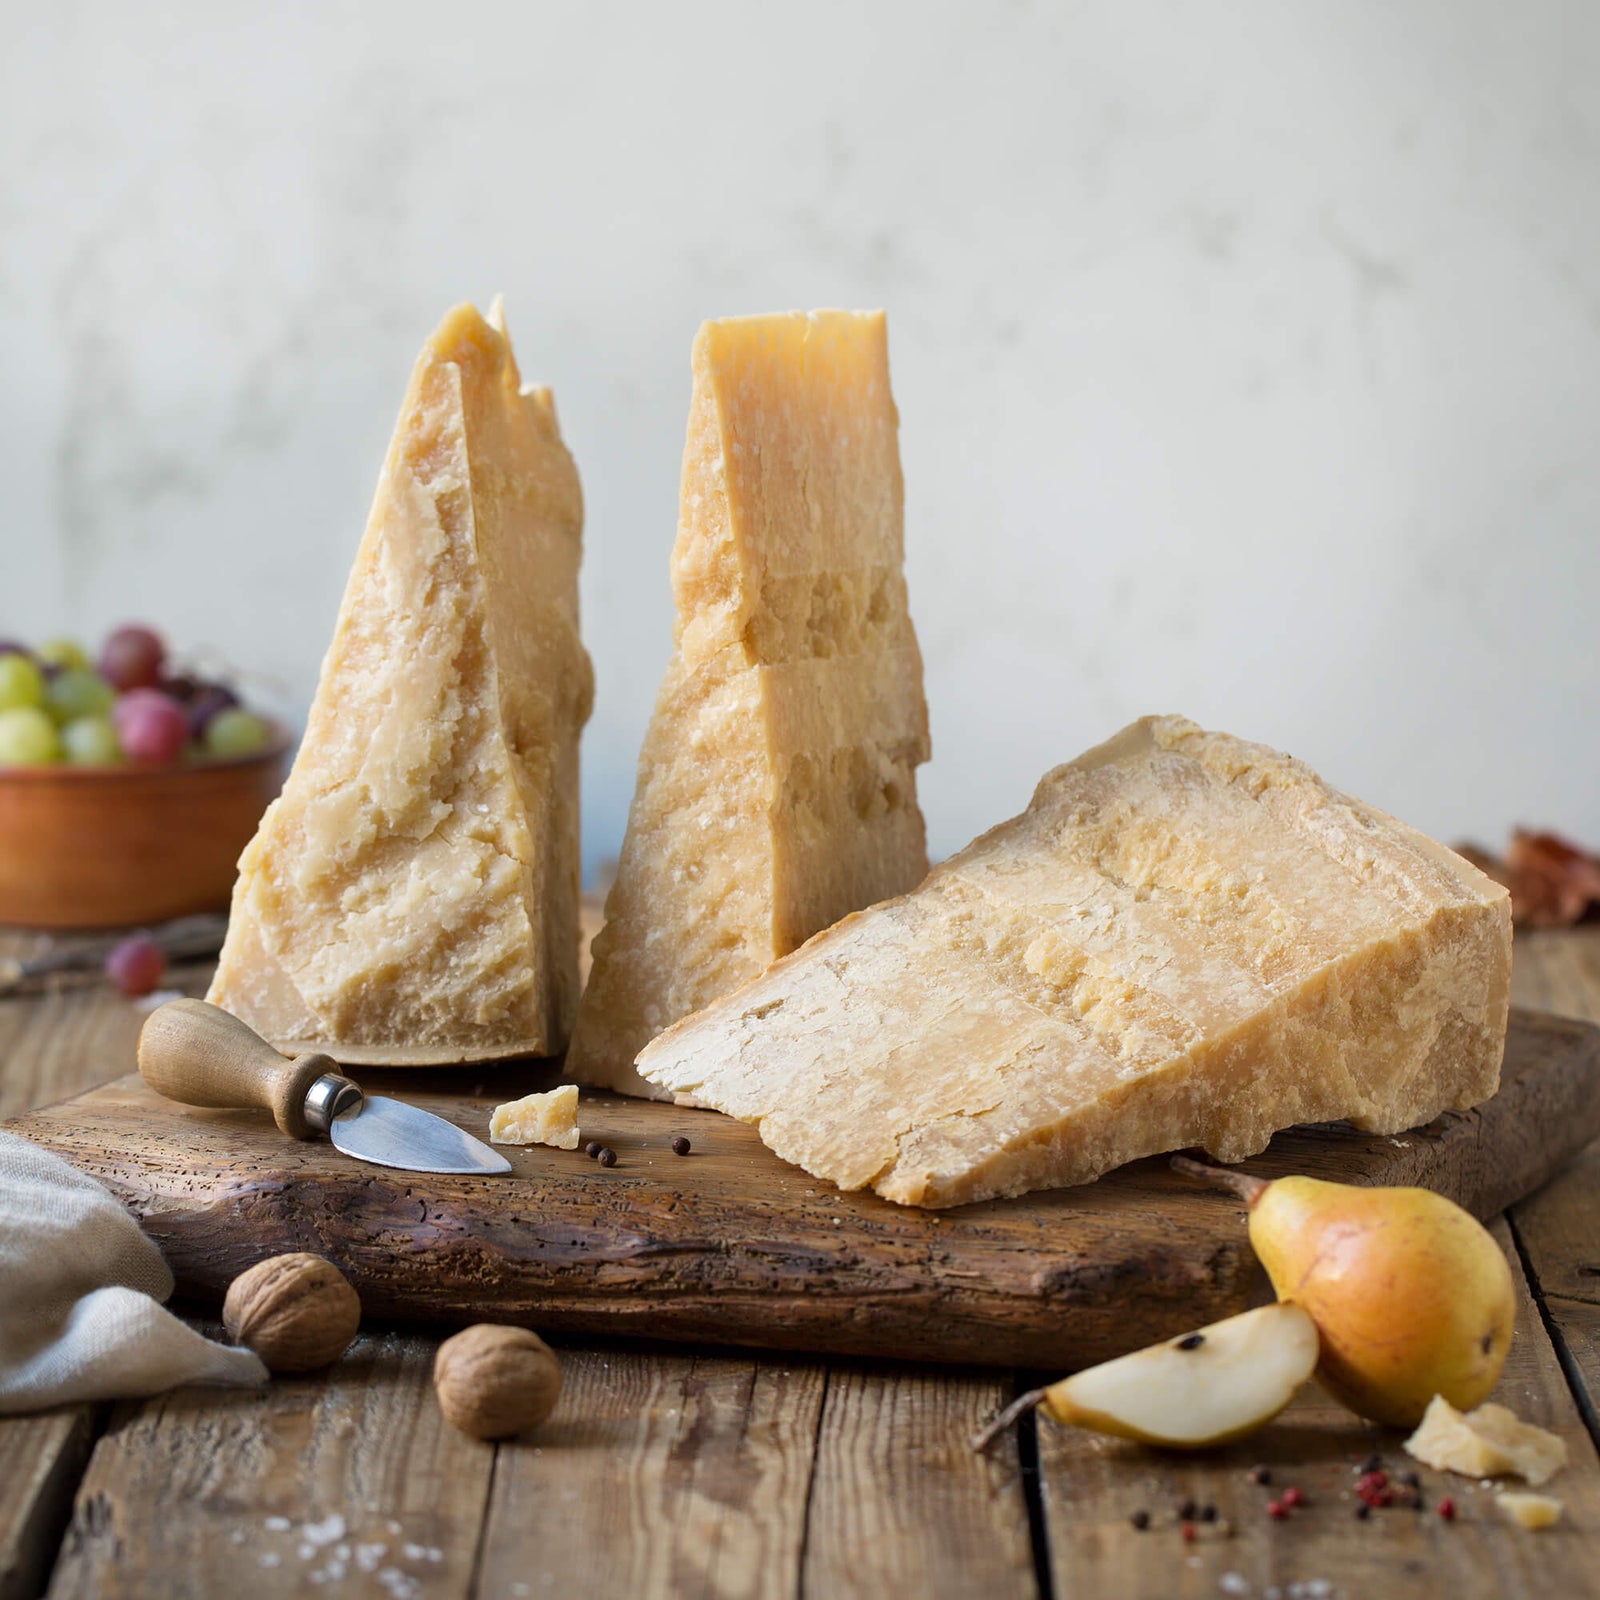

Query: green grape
<box><xmin>0</xmin><ymin>653</ymin><xmax>46</xmax><ymax>712</ymax></box>
<box><xmin>204</xmin><ymin>708</ymin><xmax>270</xmax><ymax>758</ymax></box>
<box><xmin>45</xmin><ymin>668</ymin><xmax>115</xmax><ymax>725</ymax></box>
<box><xmin>61</xmin><ymin>715</ymin><xmax>122</xmax><ymax>765</ymax></box>
<box><xmin>0</xmin><ymin>707</ymin><xmax>62</xmax><ymax>765</ymax></box>
<box><xmin>38</xmin><ymin>638</ymin><xmax>90</xmax><ymax>672</ymax></box>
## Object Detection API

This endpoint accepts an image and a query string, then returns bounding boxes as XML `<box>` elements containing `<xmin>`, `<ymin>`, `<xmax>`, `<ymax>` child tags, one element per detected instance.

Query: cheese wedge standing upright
<box><xmin>208</xmin><ymin>301</ymin><xmax>593</xmax><ymax>1064</ymax></box>
<box><xmin>638</xmin><ymin>716</ymin><xmax>1513</xmax><ymax>1207</ymax></box>
<box><xmin>568</xmin><ymin>310</ymin><xmax>931</xmax><ymax>1097</ymax></box>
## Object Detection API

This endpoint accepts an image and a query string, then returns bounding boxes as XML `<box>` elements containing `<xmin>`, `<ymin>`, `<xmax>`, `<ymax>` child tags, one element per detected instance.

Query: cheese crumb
<box><xmin>1404</xmin><ymin>1394</ymin><xmax>1568</xmax><ymax>1485</ymax></box>
<box><xmin>489</xmin><ymin>1084</ymin><xmax>581</xmax><ymax>1150</ymax></box>
<box><xmin>1496</xmin><ymin>1491</ymin><xmax>1563</xmax><ymax>1529</ymax></box>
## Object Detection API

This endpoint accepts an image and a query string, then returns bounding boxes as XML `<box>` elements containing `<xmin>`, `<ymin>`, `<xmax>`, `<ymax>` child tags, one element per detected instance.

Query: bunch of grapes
<box><xmin>0</xmin><ymin>626</ymin><xmax>274</xmax><ymax>768</ymax></box>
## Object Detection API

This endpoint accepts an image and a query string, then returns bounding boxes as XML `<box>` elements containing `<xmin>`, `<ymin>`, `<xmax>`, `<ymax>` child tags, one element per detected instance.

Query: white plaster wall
<box><xmin>4</xmin><ymin>0</ymin><xmax>1598</xmax><ymax>878</ymax></box>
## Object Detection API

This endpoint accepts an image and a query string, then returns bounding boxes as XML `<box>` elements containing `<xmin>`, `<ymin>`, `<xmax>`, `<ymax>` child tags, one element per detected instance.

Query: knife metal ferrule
<box><xmin>303</xmin><ymin>1072</ymin><xmax>364</xmax><ymax>1134</ymax></box>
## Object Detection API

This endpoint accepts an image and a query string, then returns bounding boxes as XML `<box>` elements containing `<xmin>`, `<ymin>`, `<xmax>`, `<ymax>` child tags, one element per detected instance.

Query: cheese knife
<box><xmin>137</xmin><ymin>999</ymin><xmax>511</xmax><ymax>1175</ymax></box>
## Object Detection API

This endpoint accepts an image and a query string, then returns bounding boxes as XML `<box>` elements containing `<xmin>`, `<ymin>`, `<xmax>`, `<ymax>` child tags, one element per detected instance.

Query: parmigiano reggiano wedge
<box><xmin>637</xmin><ymin>716</ymin><xmax>1512</xmax><ymax>1207</ymax></box>
<box><xmin>208</xmin><ymin>302</ymin><xmax>592</xmax><ymax>1064</ymax></box>
<box><xmin>568</xmin><ymin>310</ymin><xmax>930</xmax><ymax>1097</ymax></box>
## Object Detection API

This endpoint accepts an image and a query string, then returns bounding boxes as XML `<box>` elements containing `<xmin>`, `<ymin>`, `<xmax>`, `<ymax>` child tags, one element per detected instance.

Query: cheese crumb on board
<box><xmin>1495</xmin><ymin>1491</ymin><xmax>1564</xmax><ymax>1529</ymax></box>
<box><xmin>637</xmin><ymin>715</ymin><xmax>1512</xmax><ymax>1207</ymax></box>
<box><xmin>1405</xmin><ymin>1395</ymin><xmax>1568</xmax><ymax>1486</ymax></box>
<box><xmin>567</xmin><ymin>310</ymin><xmax>931</xmax><ymax>1098</ymax></box>
<box><xmin>208</xmin><ymin>301</ymin><xmax>593</xmax><ymax>1065</ymax></box>
<box><xmin>490</xmin><ymin>1085</ymin><xmax>580</xmax><ymax>1150</ymax></box>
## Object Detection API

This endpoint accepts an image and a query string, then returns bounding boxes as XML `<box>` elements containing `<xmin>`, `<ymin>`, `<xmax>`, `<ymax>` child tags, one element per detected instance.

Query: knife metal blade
<box><xmin>328</xmin><ymin>1093</ymin><xmax>511</xmax><ymax>1175</ymax></box>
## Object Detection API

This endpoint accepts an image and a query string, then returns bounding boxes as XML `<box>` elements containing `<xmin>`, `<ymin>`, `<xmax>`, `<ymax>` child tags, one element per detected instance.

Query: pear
<box><xmin>972</xmin><ymin>1301</ymin><xmax>1319</xmax><ymax>1452</ymax></box>
<box><xmin>1173</xmin><ymin>1158</ymin><xmax>1515</xmax><ymax>1429</ymax></box>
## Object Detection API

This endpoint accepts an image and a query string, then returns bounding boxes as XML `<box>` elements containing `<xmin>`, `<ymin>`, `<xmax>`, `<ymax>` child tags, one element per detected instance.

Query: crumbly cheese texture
<box><xmin>490</xmin><ymin>1084</ymin><xmax>581</xmax><ymax>1149</ymax></box>
<box><xmin>637</xmin><ymin>715</ymin><xmax>1513</xmax><ymax>1207</ymax></box>
<box><xmin>208</xmin><ymin>302</ymin><xmax>593</xmax><ymax>1065</ymax></box>
<box><xmin>1406</xmin><ymin>1395</ymin><xmax>1568</xmax><ymax>1486</ymax></box>
<box><xmin>568</xmin><ymin>311</ymin><xmax>930</xmax><ymax>1097</ymax></box>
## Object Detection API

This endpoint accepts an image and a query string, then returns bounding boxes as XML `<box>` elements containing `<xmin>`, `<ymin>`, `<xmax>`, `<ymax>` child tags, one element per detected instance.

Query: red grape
<box><xmin>186</xmin><ymin>683</ymin><xmax>239</xmax><ymax>738</ymax></box>
<box><xmin>106</xmin><ymin>933</ymin><xmax>166</xmax><ymax>997</ymax></box>
<box><xmin>113</xmin><ymin>689</ymin><xmax>188</xmax><ymax>765</ymax></box>
<box><xmin>99</xmin><ymin>625</ymin><xmax>166</xmax><ymax>691</ymax></box>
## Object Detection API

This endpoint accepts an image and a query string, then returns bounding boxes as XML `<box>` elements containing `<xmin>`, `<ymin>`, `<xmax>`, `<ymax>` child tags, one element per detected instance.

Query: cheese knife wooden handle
<box><xmin>137</xmin><ymin>998</ymin><xmax>345</xmax><ymax>1140</ymax></box>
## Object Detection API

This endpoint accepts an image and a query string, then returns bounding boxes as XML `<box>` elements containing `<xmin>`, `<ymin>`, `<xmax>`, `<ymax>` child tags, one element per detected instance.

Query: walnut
<box><xmin>222</xmin><ymin>1252</ymin><xmax>361</xmax><ymax>1372</ymax></box>
<box><xmin>433</xmin><ymin>1325</ymin><xmax>561</xmax><ymax>1440</ymax></box>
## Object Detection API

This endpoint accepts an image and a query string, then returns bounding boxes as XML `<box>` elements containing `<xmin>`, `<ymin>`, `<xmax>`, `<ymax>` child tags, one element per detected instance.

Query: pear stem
<box><xmin>970</xmin><ymin>1388</ymin><xmax>1047</xmax><ymax>1453</ymax></box>
<box><xmin>1170</xmin><ymin>1155</ymin><xmax>1270</xmax><ymax>1206</ymax></box>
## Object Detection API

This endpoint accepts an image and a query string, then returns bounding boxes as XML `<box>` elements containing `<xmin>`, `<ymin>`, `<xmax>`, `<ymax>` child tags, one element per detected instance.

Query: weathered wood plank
<box><xmin>13</xmin><ymin>1009</ymin><xmax>1597</xmax><ymax>1373</ymax></box>
<box><xmin>1031</xmin><ymin>1218</ymin><xmax>1600</xmax><ymax>1599</ymax></box>
<box><xmin>1510</xmin><ymin>1131</ymin><xmax>1600</xmax><ymax>1446</ymax></box>
<box><xmin>0</xmin><ymin>962</ymin><xmax>209</xmax><ymax>1122</ymax></box>
<box><xmin>802</xmin><ymin>1365</ymin><xmax>1035</xmax><ymax>1599</ymax></box>
<box><xmin>45</xmin><ymin>1331</ymin><xmax>491</xmax><ymax>1600</ymax></box>
<box><xmin>0</xmin><ymin>1410</ymin><xmax>98</xmax><ymax>1600</ymax></box>
<box><xmin>1511</xmin><ymin>1141</ymin><xmax>1600</xmax><ymax>1310</ymax></box>
<box><xmin>1521</xmin><ymin>929</ymin><xmax>1600</xmax><ymax>1025</ymax></box>
<box><xmin>1544</xmin><ymin>1299</ymin><xmax>1600</xmax><ymax>1442</ymax></box>
<box><xmin>477</xmin><ymin>1348</ymin><xmax>824</xmax><ymax>1599</ymax></box>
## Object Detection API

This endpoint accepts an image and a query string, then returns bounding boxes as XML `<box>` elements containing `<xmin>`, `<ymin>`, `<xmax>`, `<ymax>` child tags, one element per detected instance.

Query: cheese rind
<box><xmin>207</xmin><ymin>302</ymin><xmax>592</xmax><ymax>1064</ymax></box>
<box><xmin>490</xmin><ymin>1084</ymin><xmax>581</xmax><ymax>1150</ymax></box>
<box><xmin>636</xmin><ymin>715</ymin><xmax>1513</xmax><ymax>1207</ymax></box>
<box><xmin>567</xmin><ymin>311</ymin><xmax>930</xmax><ymax>1097</ymax></box>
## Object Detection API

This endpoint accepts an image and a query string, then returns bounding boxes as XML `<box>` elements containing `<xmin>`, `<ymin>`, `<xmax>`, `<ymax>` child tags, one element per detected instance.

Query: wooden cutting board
<box><xmin>11</xmin><ymin>1006</ymin><xmax>1600</xmax><ymax>1371</ymax></box>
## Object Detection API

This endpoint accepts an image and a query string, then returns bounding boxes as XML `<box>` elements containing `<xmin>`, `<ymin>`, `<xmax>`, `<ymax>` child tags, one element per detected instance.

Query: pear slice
<box><xmin>973</xmin><ymin>1301</ymin><xmax>1319</xmax><ymax>1452</ymax></box>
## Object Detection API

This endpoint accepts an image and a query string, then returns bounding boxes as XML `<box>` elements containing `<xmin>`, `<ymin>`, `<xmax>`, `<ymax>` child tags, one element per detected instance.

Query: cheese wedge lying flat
<box><xmin>208</xmin><ymin>302</ymin><xmax>593</xmax><ymax>1065</ymax></box>
<box><xmin>637</xmin><ymin>716</ymin><xmax>1513</xmax><ymax>1208</ymax></box>
<box><xmin>567</xmin><ymin>310</ymin><xmax>931</xmax><ymax>1097</ymax></box>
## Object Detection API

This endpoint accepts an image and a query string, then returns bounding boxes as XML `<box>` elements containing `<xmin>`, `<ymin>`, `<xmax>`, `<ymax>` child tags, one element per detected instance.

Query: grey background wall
<box><xmin>5</xmin><ymin>0</ymin><xmax>1597</xmax><ymax>878</ymax></box>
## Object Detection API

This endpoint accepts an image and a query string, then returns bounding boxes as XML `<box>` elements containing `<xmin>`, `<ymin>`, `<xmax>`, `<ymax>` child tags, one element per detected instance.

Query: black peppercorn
<box><xmin>672</xmin><ymin>1135</ymin><xmax>691</xmax><ymax>1156</ymax></box>
<box><xmin>1355</xmin><ymin>1502</ymin><xmax>1371</xmax><ymax>1520</ymax></box>
<box><xmin>597</xmin><ymin>1147</ymin><xmax>617</xmax><ymax>1167</ymax></box>
<box><xmin>584</xmin><ymin>1140</ymin><xmax>601</xmax><ymax>1158</ymax></box>
<box><xmin>1199</xmin><ymin>1504</ymin><xmax>1218</xmax><ymax>1523</ymax></box>
<box><xmin>1248</xmin><ymin>1465</ymin><xmax>1272</xmax><ymax>1486</ymax></box>
<box><xmin>1175</xmin><ymin>1332</ymin><xmax>1205</xmax><ymax>1350</ymax></box>
<box><xmin>1177</xmin><ymin>1498</ymin><xmax>1197</xmax><ymax>1521</ymax></box>
<box><xmin>1129</xmin><ymin>1509</ymin><xmax>1150</xmax><ymax>1531</ymax></box>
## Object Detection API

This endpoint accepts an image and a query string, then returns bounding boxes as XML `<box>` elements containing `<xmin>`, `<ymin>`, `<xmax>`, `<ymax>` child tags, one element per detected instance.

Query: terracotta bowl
<box><xmin>0</xmin><ymin>721</ymin><xmax>293</xmax><ymax>929</ymax></box>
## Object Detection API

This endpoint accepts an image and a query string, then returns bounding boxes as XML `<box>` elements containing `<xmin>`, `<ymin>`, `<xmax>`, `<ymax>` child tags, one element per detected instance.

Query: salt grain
<box><xmin>133</xmin><ymin>990</ymin><xmax>185</xmax><ymax>1012</ymax></box>
<box><xmin>264</xmin><ymin>1516</ymin><xmax>290</xmax><ymax>1533</ymax></box>
<box><xmin>302</xmin><ymin>1514</ymin><xmax>346</xmax><ymax>1547</ymax></box>
<box><xmin>259</xmin><ymin>1553</ymin><xmax>280</xmax><ymax>1569</ymax></box>
<box><xmin>1220</xmin><ymin>1576</ymin><xmax>1250</xmax><ymax>1597</ymax></box>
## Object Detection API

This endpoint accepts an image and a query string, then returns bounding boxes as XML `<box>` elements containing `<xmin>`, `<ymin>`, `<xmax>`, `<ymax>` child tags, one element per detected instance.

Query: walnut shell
<box><xmin>433</xmin><ymin>1325</ymin><xmax>561</xmax><ymax>1440</ymax></box>
<box><xmin>222</xmin><ymin>1252</ymin><xmax>361</xmax><ymax>1372</ymax></box>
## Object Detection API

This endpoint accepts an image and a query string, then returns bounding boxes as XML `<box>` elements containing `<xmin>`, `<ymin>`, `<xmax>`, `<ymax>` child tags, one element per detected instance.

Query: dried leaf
<box><xmin>1503</xmin><ymin>831</ymin><xmax>1600</xmax><ymax>928</ymax></box>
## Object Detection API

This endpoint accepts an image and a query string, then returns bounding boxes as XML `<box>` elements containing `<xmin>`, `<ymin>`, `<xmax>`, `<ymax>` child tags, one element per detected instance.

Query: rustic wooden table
<box><xmin>1</xmin><ymin>929</ymin><xmax>1596</xmax><ymax>1600</ymax></box>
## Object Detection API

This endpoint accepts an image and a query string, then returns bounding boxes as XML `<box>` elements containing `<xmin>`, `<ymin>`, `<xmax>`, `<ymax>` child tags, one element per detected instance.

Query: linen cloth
<box><xmin>0</xmin><ymin>1128</ymin><xmax>265</xmax><ymax>1411</ymax></box>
